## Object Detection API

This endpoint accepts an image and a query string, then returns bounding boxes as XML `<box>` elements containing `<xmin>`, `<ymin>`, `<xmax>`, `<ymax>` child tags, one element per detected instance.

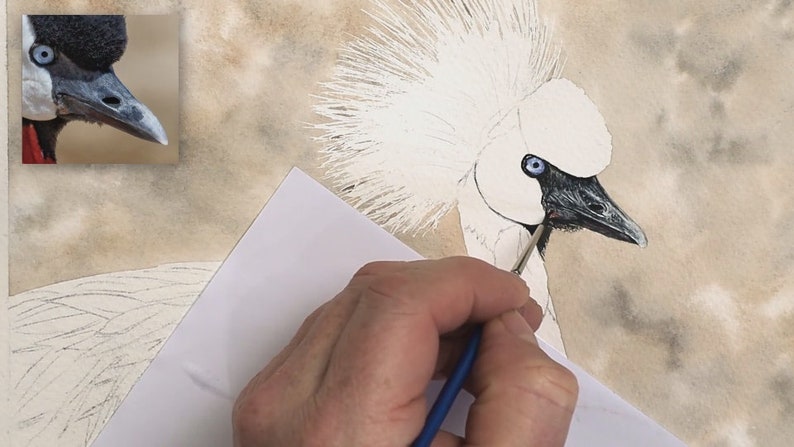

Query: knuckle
<box><xmin>234</xmin><ymin>387</ymin><xmax>265</xmax><ymax>416</ymax></box>
<box><xmin>516</xmin><ymin>362</ymin><xmax>579</xmax><ymax>410</ymax></box>
<box><xmin>446</xmin><ymin>255</ymin><xmax>490</xmax><ymax>273</ymax></box>
<box><xmin>353</xmin><ymin>260</ymin><xmax>401</xmax><ymax>278</ymax></box>
<box><xmin>364</xmin><ymin>271</ymin><xmax>413</xmax><ymax>301</ymax></box>
<box><xmin>233</xmin><ymin>379</ymin><xmax>304</xmax><ymax>443</ymax></box>
<box><xmin>299</xmin><ymin>301</ymin><xmax>328</xmax><ymax>327</ymax></box>
<box><xmin>232</xmin><ymin>394</ymin><xmax>271</xmax><ymax>440</ymax></box>
<box><xmin>233</xmin><ymin>376</ymin><xmax>289</xmax><ymax>430</ymax></box>
<box><xmin>447</xmin><ymin>256</ymin><xmax>526</xmax><ymax>291</ymax></box>
<box><xmin>358</xmin><ymin>272</ymin><xmax>420</xmax><ymax>315</ymax></box>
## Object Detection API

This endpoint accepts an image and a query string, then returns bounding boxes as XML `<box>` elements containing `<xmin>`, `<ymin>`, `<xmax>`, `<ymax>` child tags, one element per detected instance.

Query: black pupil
<box><xmin>41</xmin><ymin>51</ymin><xmax>48</xmax><ymax>57</ymax></box>
<box><xmin>532</xmin><ymin>162</ymin><xmax>539</xmax><ymax>168</ymax></box>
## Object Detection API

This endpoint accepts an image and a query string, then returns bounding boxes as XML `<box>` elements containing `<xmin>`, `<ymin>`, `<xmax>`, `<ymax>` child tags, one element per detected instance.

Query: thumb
<box><xmin>463</xmin><ymin>310</ymin><xmax>578</xmax><ymax>446</ymax></box>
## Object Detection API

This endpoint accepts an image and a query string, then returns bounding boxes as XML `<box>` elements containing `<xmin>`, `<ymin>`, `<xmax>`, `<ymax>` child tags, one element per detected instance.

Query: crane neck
<box><xmin>457</xmin><ymin>175</ymin><xmax>530</xmax><ymax>269</ymax></box>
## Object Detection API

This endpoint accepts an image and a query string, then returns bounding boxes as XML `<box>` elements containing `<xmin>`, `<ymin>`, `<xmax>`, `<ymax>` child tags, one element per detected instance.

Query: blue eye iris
<box><xmin>31</xmin><ymin>45</ymin><xmax>56</xmax><ymax>65</ymax></box>
<box><xmin>521</xmin><ymin>155</ymin><xmax>546</xmax><ymax>177</ymax></box>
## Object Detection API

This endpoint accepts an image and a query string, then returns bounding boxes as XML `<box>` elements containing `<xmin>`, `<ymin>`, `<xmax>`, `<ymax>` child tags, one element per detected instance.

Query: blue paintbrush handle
<box><xmin>411</xmin><ymin>324</ymin><xmax>484</xmax><ymax>447</ymax></box>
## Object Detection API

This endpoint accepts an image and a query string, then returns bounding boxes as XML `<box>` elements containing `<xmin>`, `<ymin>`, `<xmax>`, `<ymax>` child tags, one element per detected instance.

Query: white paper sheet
<box><xmin>91</xmin><ymin>167</ymin><xmax>684</xmax><ymax>447</ymax></box>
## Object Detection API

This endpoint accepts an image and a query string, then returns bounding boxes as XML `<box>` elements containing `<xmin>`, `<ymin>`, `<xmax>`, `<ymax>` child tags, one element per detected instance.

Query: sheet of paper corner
<box><xmin>91</xmin><ymin>167</ymin><xmax>685</xmax><ymax>447</ymax></box>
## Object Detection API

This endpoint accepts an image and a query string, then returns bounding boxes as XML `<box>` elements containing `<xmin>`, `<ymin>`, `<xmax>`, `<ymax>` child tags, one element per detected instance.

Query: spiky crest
<box><xmin>314</xmin><ymin>0</ymin><xmax>563</xmax><ymax>233</ymax></box>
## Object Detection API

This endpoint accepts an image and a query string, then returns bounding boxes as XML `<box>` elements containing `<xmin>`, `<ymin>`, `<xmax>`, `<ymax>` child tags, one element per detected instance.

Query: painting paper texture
<box><xmin>6</xmin><ymin>0</ymin><xmax>794</xmax><ymax>446</ymax></box>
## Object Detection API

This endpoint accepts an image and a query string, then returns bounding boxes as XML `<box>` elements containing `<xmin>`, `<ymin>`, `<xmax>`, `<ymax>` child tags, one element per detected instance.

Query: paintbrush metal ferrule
<box><xmin>511</xmin><ymin>223</ymin><xmax>546</xmax><ymax>275</ymax></box>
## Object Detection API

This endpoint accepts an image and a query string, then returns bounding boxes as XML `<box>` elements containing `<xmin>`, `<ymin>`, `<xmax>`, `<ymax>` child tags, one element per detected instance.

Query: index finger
<box><xmin>354</xmin><ymin>256</ymin><xmax>530</xmax><ymax>333</ymax></box>
<box><xmin>317</xmin><ymin>257</ymin><xmax>529</xmax><ymax>433</ymax></box>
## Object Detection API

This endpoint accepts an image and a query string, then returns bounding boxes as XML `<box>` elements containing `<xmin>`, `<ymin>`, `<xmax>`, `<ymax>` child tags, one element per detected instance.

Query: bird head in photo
<box><xmin>21</xmin><ymin>15</ymin><xmax>168</xmax><ymax>164</ymax></box>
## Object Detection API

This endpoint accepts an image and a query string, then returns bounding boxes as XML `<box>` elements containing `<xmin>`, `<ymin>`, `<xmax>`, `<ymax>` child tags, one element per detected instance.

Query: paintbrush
<box><xmin>411</xmin><ymin>223</ymin><xmax>548</xmax><ymax>447</ymax></box>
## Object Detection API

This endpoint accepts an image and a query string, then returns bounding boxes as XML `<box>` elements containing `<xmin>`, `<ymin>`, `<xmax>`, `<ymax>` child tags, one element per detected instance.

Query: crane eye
<box><xmin>521</xmin><ymin>155</ymin><xmax>546</xmax><ymax>178</ymax></box>
<box><xmin>31</xmin><ymin>44</ymin><xmax>56</xmax><ymax>65</ymax></box>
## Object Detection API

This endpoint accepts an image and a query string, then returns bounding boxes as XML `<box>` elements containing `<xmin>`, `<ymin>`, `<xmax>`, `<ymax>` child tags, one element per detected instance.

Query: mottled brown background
<box><xmin>6</xmin><ymin>0</ymin><xmax>794</xmax><ymax>446</ymax></box>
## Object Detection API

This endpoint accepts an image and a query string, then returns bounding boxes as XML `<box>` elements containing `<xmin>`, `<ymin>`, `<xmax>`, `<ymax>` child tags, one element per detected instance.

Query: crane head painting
<box><xmin>314</xmin><ymin>0</ymin><xmax>647</xmax><ymax>351</ymax></box>
<box><xmin>21</xmin><ymin>15</ymin><xmax>168</xmax><ymax>163</ymax></box>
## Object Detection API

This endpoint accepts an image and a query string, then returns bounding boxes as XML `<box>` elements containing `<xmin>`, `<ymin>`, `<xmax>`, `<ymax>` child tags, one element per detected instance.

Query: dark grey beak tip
<box><xmin>601</xmin><ymin>213</ymin><xmax>648</xmax><ymax>249</ymax></box>
<box><xmin>619</xmin><ymin>216</ymin><xmax>648</xmax><ymax>248</ymax></box>
<box><xmin>634</xmin><ymin>230</ymin><xmax>649</xmax><ymax>248</ymax></box>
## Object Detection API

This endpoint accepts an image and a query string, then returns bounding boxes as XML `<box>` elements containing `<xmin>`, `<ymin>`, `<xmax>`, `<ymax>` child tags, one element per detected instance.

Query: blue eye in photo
<box><xmin>521</xmin><ymin>154</ymin><xmax>546</xmax><ymax>178</ymax></box>
<box><xmin>31</xmin><ymin>44</ymin><xmax>56</xmax><ymax>65</ymax></box>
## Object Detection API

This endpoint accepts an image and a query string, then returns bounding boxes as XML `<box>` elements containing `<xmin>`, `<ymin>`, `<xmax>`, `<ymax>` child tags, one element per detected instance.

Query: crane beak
<box><xmin>541</xmin><ymin>173</ymin><xmax>648</xmax><ymax>248</ymax></box>
<box><xmin>52</xmin><ymin>68</ymin><xmax>168</xmax><ymax>145</ymax></box>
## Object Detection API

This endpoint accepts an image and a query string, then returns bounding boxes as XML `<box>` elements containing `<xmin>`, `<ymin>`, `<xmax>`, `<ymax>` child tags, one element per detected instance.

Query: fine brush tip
<box><xmin>510</xmin><ymin>222</ymin><xmax>547</xmax><ymax>275</ymax></box>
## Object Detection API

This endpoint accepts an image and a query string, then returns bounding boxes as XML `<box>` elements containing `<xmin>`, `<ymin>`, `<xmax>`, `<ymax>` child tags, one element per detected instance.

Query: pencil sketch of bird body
<box><xmin>10</xmin><ymin>263</ymin><xmax>219</xmax><ymax>446</ymax></box>
<box><xmin>314</xmin><ymin>0</ymin><xmax>648</xmax><ymax>352</ymax></box>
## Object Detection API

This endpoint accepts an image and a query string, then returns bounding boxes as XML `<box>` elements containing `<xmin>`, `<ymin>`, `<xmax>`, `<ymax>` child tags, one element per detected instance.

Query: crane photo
<box><xmin>20</xmin><ymin>15</ymin><xmax>178</xmax><ymax>164</ymax></box>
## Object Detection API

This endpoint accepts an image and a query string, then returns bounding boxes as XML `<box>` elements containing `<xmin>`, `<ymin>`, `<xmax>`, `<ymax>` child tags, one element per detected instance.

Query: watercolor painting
<box><xmin>314</xmin><ymin>0</ymin><xmax>647</xmax><ymax>353</ymax></box>
<box><xmin>21</xmin><ymin>15</ymin><xmax>178</xmax><ymax>164</ymax></box>
<box><xmin>5</xmin><ymin>1</ymin><xmax>794</xmax><ymax>446</ymax></box>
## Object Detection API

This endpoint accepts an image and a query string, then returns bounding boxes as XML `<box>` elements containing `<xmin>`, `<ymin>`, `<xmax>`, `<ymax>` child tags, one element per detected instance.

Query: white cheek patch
<box><xmin>472</xmin><ymin>78</ymin><xmax>614</xmax><ymax>225</ymax></box>
<box><xmin>476</xmin><ymin>166</ymin><xmax>546</xmax><ymax>225</ymax></box>
<box><xmin>22</xmin><ymin>15</ymin><xmax>57</xmax><ymax>121</ymax></box>
<box><xmin>475</xmin><ymin>121</ymin><xmax>546</xmax><ymax>225</ymax></box>
<box><xmin>515</xmin><ymin>78</ymin><xmax>612</xmax><ymax>178</ymax></box>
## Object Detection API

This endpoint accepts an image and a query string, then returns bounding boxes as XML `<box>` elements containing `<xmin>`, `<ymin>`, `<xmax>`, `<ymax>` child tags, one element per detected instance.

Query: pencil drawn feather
<box><xmin>315</xmin><ymin>0</ymin><xmax>563</xmax><ymax>234</ymax></box>
<box><xmin>10</xmin><ymin>263</ymin><xmax>219</xmax><ymax>446</ymax></box>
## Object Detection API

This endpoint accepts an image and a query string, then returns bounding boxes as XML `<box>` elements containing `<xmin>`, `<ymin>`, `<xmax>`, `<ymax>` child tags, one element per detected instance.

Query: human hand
<box><xmin>232</xmin><ymin>257</ymin><xmax>578</xmax><ymax>446</ymax></box>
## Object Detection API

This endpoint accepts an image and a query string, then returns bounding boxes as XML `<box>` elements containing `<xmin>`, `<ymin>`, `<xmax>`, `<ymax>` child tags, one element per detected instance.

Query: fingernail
<box><xmin>501</xmin><ymin>310</ymin><xmax>538</xmax><ymax>345</ymax></box>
